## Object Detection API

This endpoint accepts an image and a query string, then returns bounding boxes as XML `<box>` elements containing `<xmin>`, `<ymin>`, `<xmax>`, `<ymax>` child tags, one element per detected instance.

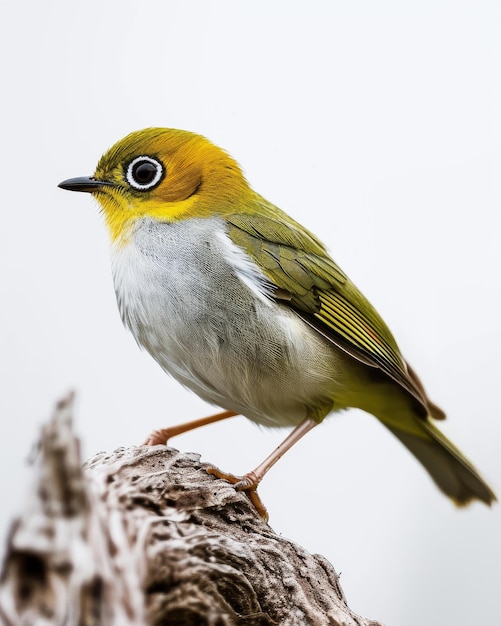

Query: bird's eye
<box><xmin>125</xmin><ymin>156</ymin><xmax>164</xmax><ymax>191</ymax></box>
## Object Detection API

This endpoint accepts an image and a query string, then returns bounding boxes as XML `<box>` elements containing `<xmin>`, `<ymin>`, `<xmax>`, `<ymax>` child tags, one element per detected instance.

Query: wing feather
<box><xmin>227</xmin><ymin>209</ymin><xmax>433</xmax><ymax>415</ymax></box>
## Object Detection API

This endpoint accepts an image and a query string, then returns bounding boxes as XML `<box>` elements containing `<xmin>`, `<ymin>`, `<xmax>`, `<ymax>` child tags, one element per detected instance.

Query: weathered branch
<box><xmin>0</xmin><ymin>394</ymin><xmax>381</xmax><ymax>626</ymax></box>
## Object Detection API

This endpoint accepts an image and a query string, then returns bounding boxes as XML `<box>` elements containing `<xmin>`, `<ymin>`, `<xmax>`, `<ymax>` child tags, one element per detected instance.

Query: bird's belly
<box><xmin>145</xmin><ymin>306</ymin><xmax>341</xmax><ymax>427</ymax></box>
<box><xmin>111</xmin><ymin>218</ymin><xmax>351</xmax><ymax>427</ymax></box>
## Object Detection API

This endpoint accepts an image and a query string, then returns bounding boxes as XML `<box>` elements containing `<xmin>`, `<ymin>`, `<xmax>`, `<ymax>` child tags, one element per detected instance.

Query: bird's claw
<box><xmin>143</xmin><ymin>428</ymin><xmax>170</xmax><ymax>446</ymax></box>
<box><xmin>206</xmin><ymin>466</ymin><xmax>269</xmax><ymax>522</ymax></box>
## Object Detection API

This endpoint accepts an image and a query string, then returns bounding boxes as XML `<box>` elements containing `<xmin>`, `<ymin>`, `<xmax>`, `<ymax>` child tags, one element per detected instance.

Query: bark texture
<box><xmin>0</xmin><ymin>394</ymin><xmax>382</xmax><ymax>626</ymax></box>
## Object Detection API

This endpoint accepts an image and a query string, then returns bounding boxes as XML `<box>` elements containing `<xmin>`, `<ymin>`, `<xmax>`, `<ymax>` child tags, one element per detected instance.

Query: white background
<box><xmin>1</xmin><ymin>1</ymin><xmax>500</xmax><ymax>624</ymax></box>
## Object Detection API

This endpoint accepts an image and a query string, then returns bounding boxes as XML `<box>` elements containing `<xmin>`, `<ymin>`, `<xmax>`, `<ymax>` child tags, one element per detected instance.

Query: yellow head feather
<box><xmin>91</xmin><ymin>128</ymin><xmax>251</xmax><ymax>244</ymax></box>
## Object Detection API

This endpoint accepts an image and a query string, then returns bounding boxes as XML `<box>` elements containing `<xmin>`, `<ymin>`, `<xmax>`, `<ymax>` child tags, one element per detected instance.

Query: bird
<box><xmin>59</xmin><ymin>127</ymin><xmax>496</xmax><ymax>519</ymax></box>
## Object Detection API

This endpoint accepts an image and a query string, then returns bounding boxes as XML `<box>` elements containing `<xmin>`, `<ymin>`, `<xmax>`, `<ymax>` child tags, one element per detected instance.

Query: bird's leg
<box><xmin>143</xmin><ymin>410</ymin><xmax>239</xmax><ymax>445</ymax></box>
<box><xmin>207</xmin><ymin>417</ymin><xmax>318</xmax><ymax>521</ymax></box>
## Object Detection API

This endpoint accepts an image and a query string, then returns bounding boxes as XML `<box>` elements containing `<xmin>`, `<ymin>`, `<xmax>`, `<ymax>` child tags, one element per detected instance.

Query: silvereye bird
<box><xmin>59</xmin><ymin>128</ymin><xmax>495</xmax><ymax>519</ymax></box>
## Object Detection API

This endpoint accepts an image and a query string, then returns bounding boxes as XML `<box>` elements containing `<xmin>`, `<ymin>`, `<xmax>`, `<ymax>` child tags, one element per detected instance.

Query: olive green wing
<box><xmin>226</xmin><ymin>209</ymin><xmax>432</xmax><ymax>415</ymax></box>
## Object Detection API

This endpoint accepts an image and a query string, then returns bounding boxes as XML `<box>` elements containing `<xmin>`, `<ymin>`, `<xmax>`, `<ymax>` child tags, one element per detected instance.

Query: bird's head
<box><xmin>59</xmin><ymin>128</ymin><xmax>250</xmax><ymax>244</ymax></box>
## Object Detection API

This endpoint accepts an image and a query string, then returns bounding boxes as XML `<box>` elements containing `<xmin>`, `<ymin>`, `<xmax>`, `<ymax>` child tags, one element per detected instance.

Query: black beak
<box><xmin>58</xmin><ymin>176</ymin><xmax>114</xmax><ymax>193</ymax></box>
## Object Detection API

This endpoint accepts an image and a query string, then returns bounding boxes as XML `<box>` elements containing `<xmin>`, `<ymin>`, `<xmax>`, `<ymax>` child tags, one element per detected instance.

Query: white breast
<box><xmin>111</xmin><ymin>216</ymin><xmax>344</xmax><ymax>427</ymax></box>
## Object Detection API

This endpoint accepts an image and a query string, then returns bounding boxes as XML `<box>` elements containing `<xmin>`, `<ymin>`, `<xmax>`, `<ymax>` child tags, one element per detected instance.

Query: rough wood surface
<box><xmin>0</xmin><ymin>394</ymin><xmax>382</xmax><ymax>626</ymax></box>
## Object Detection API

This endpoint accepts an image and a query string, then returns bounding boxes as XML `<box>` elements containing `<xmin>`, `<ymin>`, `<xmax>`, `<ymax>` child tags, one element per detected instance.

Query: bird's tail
<box><xmin>384</xmin><ymin>418</ymin><xmax>496</xmax><ymax>506</ymax></box>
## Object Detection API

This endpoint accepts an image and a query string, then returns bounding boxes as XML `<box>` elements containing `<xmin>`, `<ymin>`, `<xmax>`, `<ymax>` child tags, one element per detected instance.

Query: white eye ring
<box><xmin>125</xmin><ymin>155</ymin><xmax>164</xmax><ymax>191</ymax></box>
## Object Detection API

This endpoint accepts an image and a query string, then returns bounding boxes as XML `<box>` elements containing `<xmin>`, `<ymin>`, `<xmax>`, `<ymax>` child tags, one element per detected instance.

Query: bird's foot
<box><xmin>206</xmin><ymin>466</ymin><xmax>269</xmax><ymax>522</ymax></box>
<box><xmin>143</xmin><ymin>428</ymin><xmax>171</xmax><ymax>446</ymax></box>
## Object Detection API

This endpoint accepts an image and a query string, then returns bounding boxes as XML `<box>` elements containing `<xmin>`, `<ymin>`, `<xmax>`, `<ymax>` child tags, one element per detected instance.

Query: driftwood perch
<box><xmin>0</xmin><ymin>394</ymin><xmax>381</xmax><ymax>626</ymax></box>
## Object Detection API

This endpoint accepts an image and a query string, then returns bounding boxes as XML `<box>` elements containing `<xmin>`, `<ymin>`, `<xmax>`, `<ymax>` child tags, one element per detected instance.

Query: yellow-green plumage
<box><xmin>59</xmin><ymin>127</ymin><xmax>496</xmax><ymax>508</ymax></box>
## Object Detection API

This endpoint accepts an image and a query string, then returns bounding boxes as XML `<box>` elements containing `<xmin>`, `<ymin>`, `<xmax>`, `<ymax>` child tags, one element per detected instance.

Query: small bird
<box><xmin>59</xmin><ymin>128</ymin><xmax>495</xmax><ymax>518</ymax></box>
